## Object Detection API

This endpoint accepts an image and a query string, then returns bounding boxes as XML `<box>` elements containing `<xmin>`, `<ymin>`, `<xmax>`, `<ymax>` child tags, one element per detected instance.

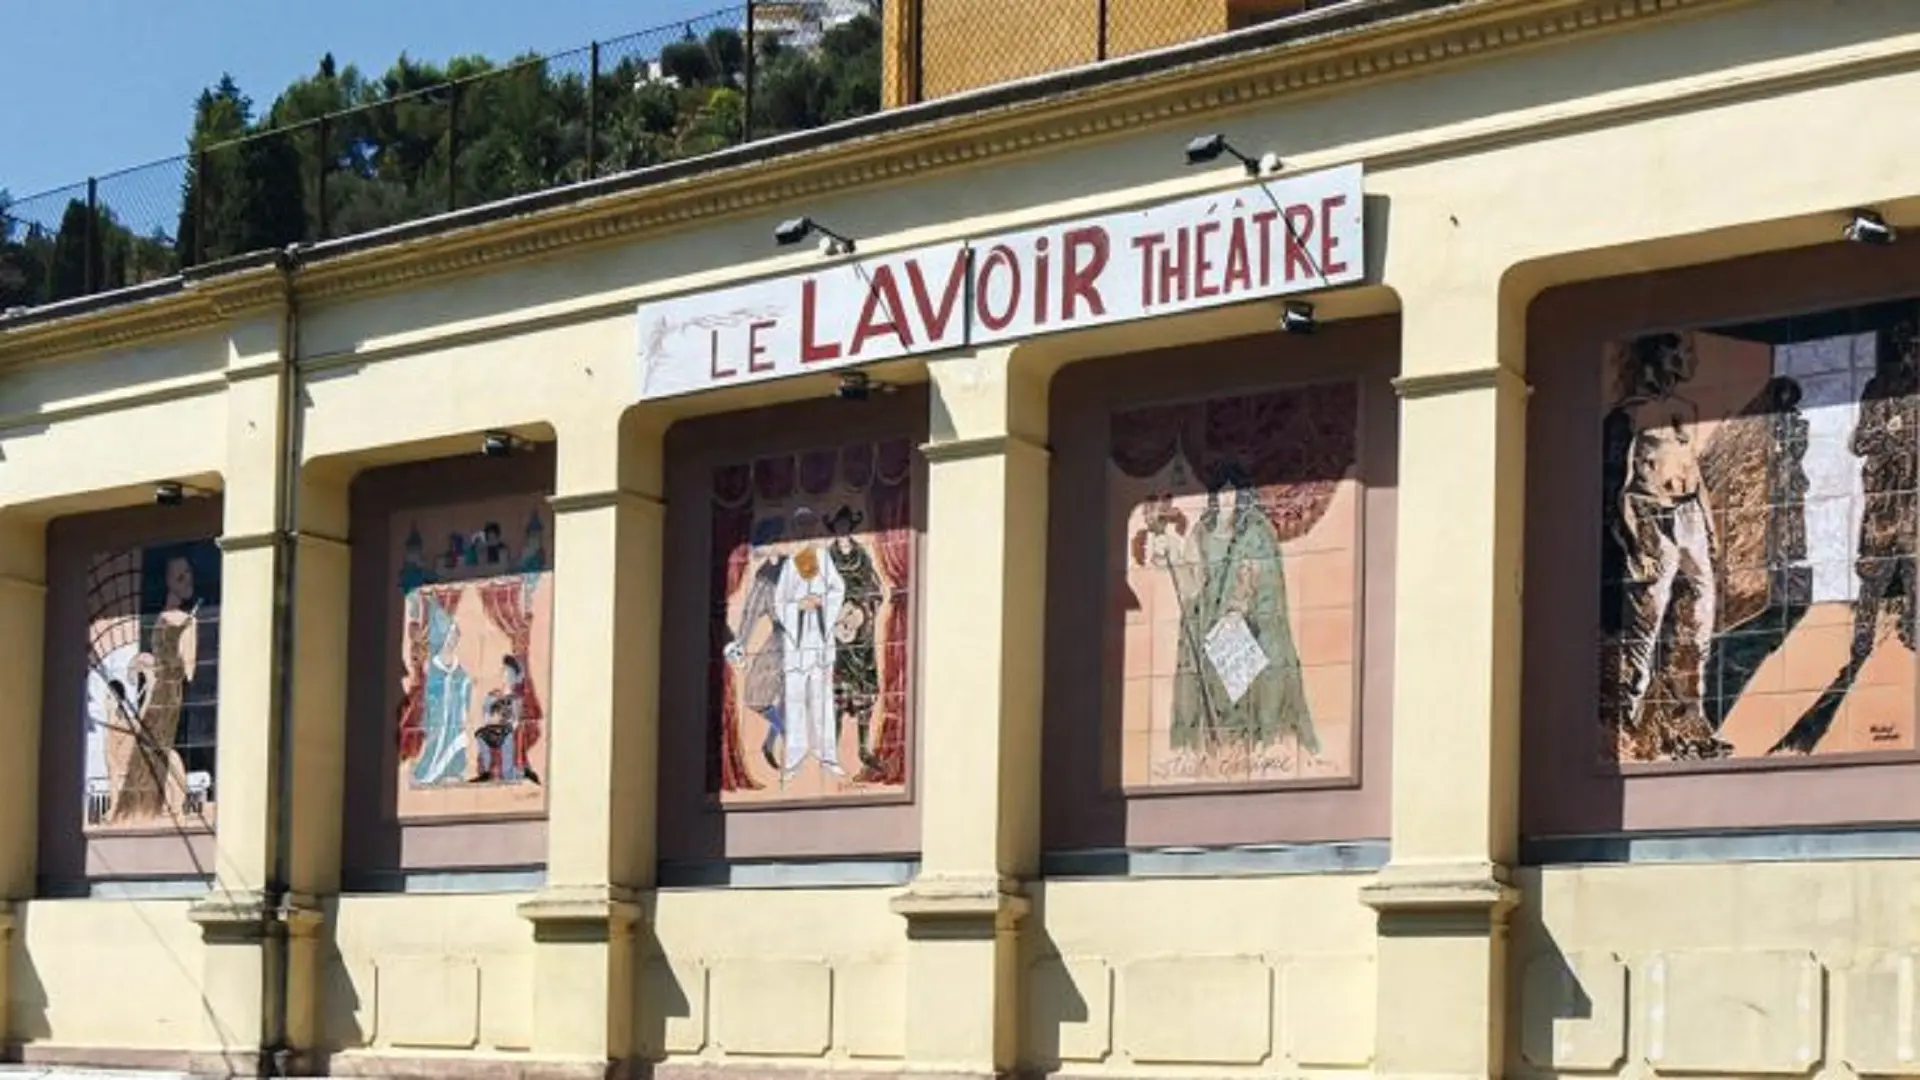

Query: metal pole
<box><xmin>446</xmin><ymin>85</ymin><xmax>461</xmax><ymax>213</ymax></box>
<box><xmin>912</xmin><ymin>0</ymin><xmax>925</xmax><ymax>103</ymax></box>
<box><xmin>316</xmin><ymin>115</ymin><xmax>330</xmax><ymax>241</ymax></box>
<box><xmin>586</xmin><ymin>41</ymin><xmax>601</xmax><ymax>179</ymax></box>
<box><xmin>743</xmin><ymin>3</ymin><xmax>757</xmax><ymax>144</ymax></box>
<box><xmin>193</xmin><ymin>147</ymin><xmax>209</xmax><ymax>267</ymax></box>
<box><xmin>84</xmin><ymin>176</ymin><xmax>98</xmax><ymax>295</ymax></box>
<box><xmin>1097</xmin><ymin>0</ymin><xmax>1109</xmax><ymax>61</ymax></box>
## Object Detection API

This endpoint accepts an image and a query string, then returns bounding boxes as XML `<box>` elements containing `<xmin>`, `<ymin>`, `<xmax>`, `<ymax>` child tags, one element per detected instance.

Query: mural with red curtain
<box><xmin>710</xmin><ymin>436</ymin><xmax>916</xmax><ymax>799</ymax></box>
<box><xmin>396</xmin><ymin>587</ymin><xmax>462</xmax><ymax>763</ymax></box>
<box><xmin>478</xmin><ymin>579</ymin><xmax>546</xmax><ymax>775</ymax></box>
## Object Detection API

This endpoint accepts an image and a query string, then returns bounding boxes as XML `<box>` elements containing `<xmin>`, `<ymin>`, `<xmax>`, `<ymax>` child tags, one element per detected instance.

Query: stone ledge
<box><xmin>186</xmin><ymin>889</ymin><xmax>325</xmax><ymax>943</ymax></box>
<box><xmin>1358</xmin><ymin>861</ymin><xmax>1518</xmax><ymax>919</ymax></box>
<box><xmin>328</xmin><ymin>1049</ymin><xmax>638</xmax><ymax>1080</ymax></box>
<box><xmin>518</xmin><ymin>884</ymin><xmax>645</xmax><ymax>942</ymax></box>
<box><xmin>890</xmin><ymin>874</ymin><xmax>1030</xmax><ymax>930</ymax></box>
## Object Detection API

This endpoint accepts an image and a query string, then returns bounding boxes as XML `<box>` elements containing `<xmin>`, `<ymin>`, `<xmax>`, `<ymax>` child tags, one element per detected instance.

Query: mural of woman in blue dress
<box><xmin>414</xmin><ymin>602</ymin><xmax>472</xmax><ymax>786</ymax></box>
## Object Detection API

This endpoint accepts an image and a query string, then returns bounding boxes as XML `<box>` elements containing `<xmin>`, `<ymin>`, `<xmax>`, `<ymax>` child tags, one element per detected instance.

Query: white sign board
<box><xmin>635</xmin><ymin>163</ymin><xmax>1365</xmax><ymax>401</ymax></box>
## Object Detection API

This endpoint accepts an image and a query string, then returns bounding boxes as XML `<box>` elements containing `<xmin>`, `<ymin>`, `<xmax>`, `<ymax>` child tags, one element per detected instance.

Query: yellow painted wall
<box><xmin>3</xmin><ymin>2</ymin><xmax>1920</xmax><ymax>1078</ymax></box>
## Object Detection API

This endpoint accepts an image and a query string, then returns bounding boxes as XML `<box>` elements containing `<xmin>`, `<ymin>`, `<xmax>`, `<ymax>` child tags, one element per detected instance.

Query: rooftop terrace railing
<box><xmin>0</xmin><ymin>0</ymin><xmax>1381</xmax><ymax>315</ymax></box>
<box><xmin>0</xmin><ymin>1</ymin><xmax>883</xmax><ymax>309</ymax></box>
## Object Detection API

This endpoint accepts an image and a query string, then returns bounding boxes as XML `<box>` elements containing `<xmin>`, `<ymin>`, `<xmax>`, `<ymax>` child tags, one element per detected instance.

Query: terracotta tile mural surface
<box><xmin>709</xmin><ymin>437</ymin><xmax>915</xmax><ymax>804</ymax></box>
<box><xmin>1108</xmin><ymin>382</ymin><xmax>1361</xmax><ymax>789</ymax></box>
<box><xmin>1598</xmin><ymin>304</ymin><xmax>1920</xmax><ymax>764</ymax></box>
<box><xmin>82</xmin><ymin>540</ymin><xmax>222</xmax><ymax>831</ymax></box>
<box><xmin>391</xmin><ymin>495</ymin><xmax>553</xmax><ymax>819</ymax></box>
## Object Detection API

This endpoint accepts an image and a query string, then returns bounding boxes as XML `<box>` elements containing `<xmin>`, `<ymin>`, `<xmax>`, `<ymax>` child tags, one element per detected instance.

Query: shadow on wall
<box><xmin>1021</xmin><ymin>892</ymin><xmax>1093</xmax><ymax>1073</ymax></box>
<box><xmin>1508</xmin><ymin>920</ymin><xmax>1604</xmax><ymax>1076</ymax></box>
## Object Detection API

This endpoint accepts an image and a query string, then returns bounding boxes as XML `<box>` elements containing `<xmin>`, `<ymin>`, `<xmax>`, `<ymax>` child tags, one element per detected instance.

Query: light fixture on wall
<box><xmin>153</xmin><ymin>480</ymin><xmax>214</xmax><ymax>507</ymax></box>
<box><xmin>774</xmin><ymin>216</ymin><xmax>857</xmax><ymax>257</ymax></box>
<box><xmin>1281</xmin><ymin>301</ymin><xmax>1317</xmax><ymax>335</ymax></box>
<box><xmin>481</xmin><ymin>430</ymin><xmax>534</xmax><ymax>458</ymax></box>
<box><xmin>835</xmin><ymin>370</ymin><xmax>896</xmax><ymax>402</ymax></box>
<box><xmin>1844</xmin><ymin>208</ymin><xmax>1898</xmax><ymax>246</ymax></box>
<box><xmin>1184</xmin><ymin>133</ymin><xmax>1281</xmax><ymax>177</ymax></box>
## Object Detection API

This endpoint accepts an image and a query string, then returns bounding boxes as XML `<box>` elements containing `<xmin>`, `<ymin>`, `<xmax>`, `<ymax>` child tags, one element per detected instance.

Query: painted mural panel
<box><xmin>391</xmin><ymin>496</ymin><xmax>553</xmax><ymax>819</ymax></box>
<box><xmin>710</xmin><ymin>438</ymin><xmax>915</xmax><ymax>804</ymax></box>
<box><xmin>83</xmin><ymin>540</ymin><xmax>221</xmax><ymax>831</ymax></box>
<box><xmin>1598</xmin><ymin>304</ymin><xmax>1920</xmax><ymax>765</ymax></box>
<box><xmin>1108</xmin><ymin>382</ymin><xmax>1361</xmax><ymax>789</ymax></box>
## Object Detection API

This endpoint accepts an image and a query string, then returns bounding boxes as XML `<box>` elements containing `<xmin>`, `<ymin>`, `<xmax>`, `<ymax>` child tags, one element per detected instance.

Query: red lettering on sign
<box><xmin>1223</xmin><ymin>217</ymin><xmax>1253</xmax><ymax>295</ymax></box>
<box><xmin>800</xmin><ymin>279</ymin><xmax>842</xmax><ymax>364</ymax></box>
<box><xmin>747</xmin><ymin>320</ymin><xmax>776</xmax><ymax>372</ymax></box>
<box><xmin>1061</xmin><ymin>226</ymin><xmax>1109</xmax><ymax>319</ymax></box>
<box><xmin>1156</xmin><ymin>228</ymin><xmax>1191</xmax><ymax>306</ymax></box>
<box><xmin>976</xmin><ymin>244</ymin><xmax>1022</xmax><ymax>333</ymax></box>
<box><xmin>1319</xmin><ymin>195</ymin><xmax>1350</xmax><ymax>277</ymax></box>
<box><xmin>1284</xmin><ymin>204</ymin><xmax>1316</xmax><ymax>282</ymax></box>
<box><xmin>710</xmin><ymin>329</ymin><xmax>736</xmax><ymax>379</ymax></box>
<box><xmin>906</xmin><ymin>250</ymin><xmax>969</xmax><ymax>342</ymax></box>
<box><xmin>1192</xmin><ymin>220</ymin><xmax>1221</xmax><ymax>300</ymax></box>
<box><xmin>1033</xmin><ymin>236</ymin><xmax>1052</xmax><ymax>326</ymax></box>
<box><xmin>1131</xmin><ymin>233</ymin><xmax>1165</xmax><ymax>308</ymax></box>
<box><xmin>849</xmin><ymin>265</ymin><xmax>913</xmax><ymax>356</ymax></box>
<box><xmin>1251</xmin><ymin>210</ymin><xmax>1278</xmax><ymax>288</ymax></box>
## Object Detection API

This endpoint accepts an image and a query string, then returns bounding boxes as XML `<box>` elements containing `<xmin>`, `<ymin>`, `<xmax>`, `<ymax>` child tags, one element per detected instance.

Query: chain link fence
<box><xmin>910</xmin><ymin>0</ymin><xmax>1348</xmax><ymax>103</ymax></box>
<box><xmin>0</xmin><ymin>0</ymin><xmax>881</xmax><ymax>311</ymax></box>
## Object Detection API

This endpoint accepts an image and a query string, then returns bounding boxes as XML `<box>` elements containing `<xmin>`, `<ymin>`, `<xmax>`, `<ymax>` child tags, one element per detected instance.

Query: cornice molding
<box><xmin>0</xmin><ymin>0</ymin><xmax>1747</xmax><ymax>363</ymax></box>
<box><xmin>0</xmin><ymin>268</ymin><xmax>283</xmax><ymax>369</ymax></box>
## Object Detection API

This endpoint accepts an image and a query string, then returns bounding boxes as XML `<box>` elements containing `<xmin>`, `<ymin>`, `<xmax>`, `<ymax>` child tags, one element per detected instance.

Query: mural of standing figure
<box><xmin>1148</xmin><ymin>461</ymin><xmax>1317</xmax><ymax>757</ymax></box>
<box><xmin>415</xmin><ymin>606</ymin><xmax>472</xmax><ymax>785</ymax></box>
<box><xmin>826</xmin><ymin>505</ymin><xmax>883</xmax><ymax>770</ymax></box>
<box><xmin>1610</xmin><ymin>332</ymin><xmax>1720</xmax><ymax>731</ymax></box>
<box><xmin>1772</xmin><ymin>321</ymin><xmax>1920</xmax><ymax>754</ymax></box>
<box><xmin>776</xmin><ymin>506</ymin><xmax>846</xmax><ymax>777</ymax></box>
<box><xmin>724</xmin><ymin>518</ymin><xmax>791</xmax><ymax>770</ymax></box>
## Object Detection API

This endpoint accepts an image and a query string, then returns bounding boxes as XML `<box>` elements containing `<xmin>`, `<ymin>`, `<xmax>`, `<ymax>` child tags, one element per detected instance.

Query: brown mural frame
<box><xmin>1524</xmin><ymin>240</ymin><xmax>1920</xmax><ymax>838</ymax></box>
<box><xmin>39</xmin><ymin>497</ymin><xmax>225</xmax><ymax>889</ymax></box>
<box><xmin>342</xmin><ymin>448</ymin><xmax>554</xmax><ymax>880</ymax></box>
<box><xmin>658</xmin><ymin>388</ymin><xmax>929</xmax><ymax>862</ymax></box>
<box><xmin>1042</xmin><ymin>320</ymin><xmax>1398</xmax><ymax>851</ymax></box>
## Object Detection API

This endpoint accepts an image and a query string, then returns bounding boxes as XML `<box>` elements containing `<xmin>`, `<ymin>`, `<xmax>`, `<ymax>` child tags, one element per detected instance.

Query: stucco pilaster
<box><xmin>893</xmin><ymin>346</ymin><xmax>1048</xmax><ymax>1074</ymax></box>
<box><xmin>1360</xmin><ymin>287</ymin><xmax>1528</xmax><ymax>1080</ymax></box>
<box><xmin>518</xmin><ymin>408</ymin><xmax>665</xmax><ymax>1069</ymax></box>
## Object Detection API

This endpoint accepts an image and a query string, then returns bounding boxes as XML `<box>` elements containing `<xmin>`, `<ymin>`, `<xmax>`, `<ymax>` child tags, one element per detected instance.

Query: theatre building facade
<box><xmin>4</xmin><ymin>0</ymin><xmax>1920</xmax><ymax>1077</ymax></box>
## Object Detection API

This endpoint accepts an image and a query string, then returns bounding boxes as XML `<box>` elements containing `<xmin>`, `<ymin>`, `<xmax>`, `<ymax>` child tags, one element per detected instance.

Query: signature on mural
<box><xmin>711</xmin><ymin>439</ymin><xmax>914</xmax><ymax>803</ymax></box>
<box><xmin>1597</xmin><ymin>309</ymin><xmax>1920</xmax><ymax>763</ymax></box>
<box><xmin>395</xmin><ymin>506</ymin><xmax>552</xmax><ymax>805</ymax></box>
<box><xmin>83</xmin><ymin>540</ymin><xmax>221</xmax><ymax>829</ymax></box>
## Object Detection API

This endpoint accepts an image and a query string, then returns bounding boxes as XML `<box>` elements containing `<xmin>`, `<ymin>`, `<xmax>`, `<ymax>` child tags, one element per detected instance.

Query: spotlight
<box><xmin>774</xmin><ymin>216</ymin><xmax>856</xmax><ymax>256</ymax></box>
<box><xmin>154</xmin><ymin>481</ymin><xmax>185</xmax><ymax>507</ymax></box>
<box><xmin>1844</xmin><ymin>208</ymin><xmax>1897</xmax><ymax>246</ymax></box>
<box><xmin>1184</xmin><ymin>134</ymin><xmax>1279</xmax><ymax>177</ymax></box>
<box><xmin>1281</xmin><ymin>301</ymin><xmax>1317</xmax><ymax>335</ymax></box>
<box><xmin>481</xmin><ymin>430</ymin><xmax>531</xmax><ymax>458</ymax></box>
<box><xmin>835</xmin><ymin>371</ymin><xmax>896</xmax><ymax>401</ymax></box>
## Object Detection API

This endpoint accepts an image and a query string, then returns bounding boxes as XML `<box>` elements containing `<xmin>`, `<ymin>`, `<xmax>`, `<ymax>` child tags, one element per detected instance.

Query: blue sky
<box><xmin>0</xmin><ymin>0</ymin><xmax>727</xmax><ymax>199</ymax></box>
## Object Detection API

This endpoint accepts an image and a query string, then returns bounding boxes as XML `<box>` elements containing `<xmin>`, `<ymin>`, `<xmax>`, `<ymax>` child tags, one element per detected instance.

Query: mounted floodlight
<box><xmin>1185</xmin><ymin>133</ymin><xmax>1281</xmax><ymax>177</ymax></box>
<box><xmin>154</xmin><ymin>480</ymin><xmax>214</xmax><ymax>507</ymax></box>
<box><xmin>1281</xmin><ymin>301</ymin><xmax>1317</xmax><ymax>336</ymax></box>
<box><xmin>481</xmin><ymin>430</ymin><xmax>534</xmax><ymax>459</ymax></box>
<box><xmin>1844</xmin><ymin>208</ymin><xmax>1897</xmax><ymax>246</ymax></box>
<box><xmin>836</xmin><ymin>371</ymin><xmax>896</xmax><ymax>402</ymax></box>
<box><xmin>774</xmin><ymin>216</ymin><xmax>856</xmax><ymax>256</ymax></box>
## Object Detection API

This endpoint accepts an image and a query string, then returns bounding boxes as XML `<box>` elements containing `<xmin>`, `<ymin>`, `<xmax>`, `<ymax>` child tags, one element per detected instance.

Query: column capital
<box><xmin>891</xmin><ymin>874</ymin><xmax>1031</xmax><ymax>931</ymax></box>
<box><xmin>188</xmin><ymin>889</ymin><xmax>327</xmax><ymax>944</ymax></box>
<box><xmin>548</xmin><ymin>487</ymin><xmax>664</xmax><ymax>516</ymax></box>
<box><xmin>518</xmin><ymin>884</ymin><xmax>646</xmax><ymax>941</ymax></box>
<box><xmin>1391</xmin><ymin>364</ymin><xmax>1530</xmax><ymax>401</ymax></box>
<box><xmin>1359</xmin><ymin>861</ymin><xmax>1519</xmax><ymax>920</ymax></box>
<box><xmin>918</xmin><ymin>432</ymin><xmax>1049</xmax><ymax>465</ymax></box>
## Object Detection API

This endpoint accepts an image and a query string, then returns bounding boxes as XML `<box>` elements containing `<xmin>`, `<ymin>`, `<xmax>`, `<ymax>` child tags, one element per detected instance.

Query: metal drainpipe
<box><xmin>260</xmin><ymin>241</ymin><xmax>307</xmax><ymax>1077</ymax></box>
